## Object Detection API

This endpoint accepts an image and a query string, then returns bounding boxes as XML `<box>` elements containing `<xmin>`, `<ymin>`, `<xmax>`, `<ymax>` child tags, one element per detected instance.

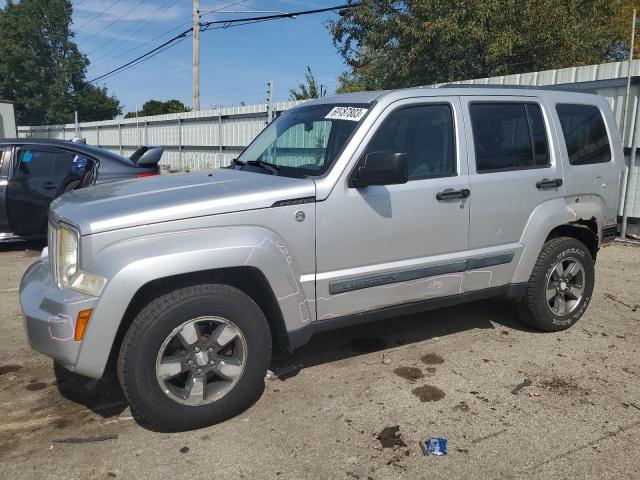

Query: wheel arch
<box><xmin>106</xmin><ymin>266</ymin><xmax>289</xmax><ymax>375</ymax></box>
<box><xmin>512</xmin><ymin>198</ymin><xmax>602</xmax><ymax>284</ymax></box>
<box><xmin>546</xmin><ymin>219</ymin><xmax>599</xmax><ymax>260</ymax></box>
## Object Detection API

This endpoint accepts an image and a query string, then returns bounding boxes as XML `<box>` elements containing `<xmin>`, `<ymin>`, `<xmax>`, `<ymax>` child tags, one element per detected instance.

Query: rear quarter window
<box><xmin>556</xmin><ymin>104</ymin><xmax>611</xmax><ymax>165</ymax></box>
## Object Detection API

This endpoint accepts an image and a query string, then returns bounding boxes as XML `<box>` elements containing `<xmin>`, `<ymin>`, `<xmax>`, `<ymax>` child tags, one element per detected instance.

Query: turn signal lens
<box><xmin>74</xmin><ymin>309</ymin><xmax>93</xmax><ymax>341</ymax></box>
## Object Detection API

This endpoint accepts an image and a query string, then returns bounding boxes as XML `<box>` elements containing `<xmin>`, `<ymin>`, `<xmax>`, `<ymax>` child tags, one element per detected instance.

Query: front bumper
<box><xmin>20</xmin><ymin>259</ymin><xmax>97</xmax><ymax>374</ymax></box>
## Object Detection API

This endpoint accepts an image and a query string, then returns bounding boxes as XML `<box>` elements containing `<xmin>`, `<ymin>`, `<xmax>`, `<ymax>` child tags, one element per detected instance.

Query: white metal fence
<box><xmin>17</xmin><ymin>101</ymin><xmax>304</xmax><ymax>172</ymax></box>
<box><xmin>16</xmin><ymin>59</ymin><xmax>640</xmax><ymax>218</ymax></box>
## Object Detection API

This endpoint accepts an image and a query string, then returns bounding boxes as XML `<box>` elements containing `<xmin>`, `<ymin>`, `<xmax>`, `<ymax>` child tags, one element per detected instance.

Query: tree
<box><xmin>289</xmin><ymin>67</ymin><xmax>327</xmax><ymax>100</ymax></box>
<box><xmin>124</xmin><ymin>99</ymin><xmax>191</xmax><ymax>118</ymax></box>
<box><xmin>0</xmin><ymin>0</ymin><xmax>121</xmax><ymax>125</ymax></box>
<box><xmin>329</xmin><ymin>0</ymin><xmax>640</xmax><ymax>92</ymax></box>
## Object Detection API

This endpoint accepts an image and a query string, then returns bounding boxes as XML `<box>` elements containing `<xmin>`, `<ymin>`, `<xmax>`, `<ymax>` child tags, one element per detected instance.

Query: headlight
<box><xmin>54</xmin><ymin>223</ymin><xmax>106</xmax><ymax>297</ymax></box>
<box><xmin>58</xmin><ymin>225</ymin><xmax>78</xmax><ymax>285</ymax></box>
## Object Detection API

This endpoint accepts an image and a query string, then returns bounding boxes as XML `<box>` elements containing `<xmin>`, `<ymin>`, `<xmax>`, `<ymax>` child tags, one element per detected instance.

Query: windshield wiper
<box><xmin>228</xmin><ymin>158</ymin><xmax>245</xmax><ymax>168</ymax></box>
<box><xmin>246</xmin><ymin>160</ymin><xmax>280</xmax><ymax>175</ymax></box>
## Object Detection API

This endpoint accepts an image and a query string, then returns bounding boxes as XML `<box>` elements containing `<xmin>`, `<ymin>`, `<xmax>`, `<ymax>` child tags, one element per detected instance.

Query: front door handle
<box><xmin>536</xmin><ymin>178</ymin><xmax>563</xmax><ymax>189</ymax></box>
<box><xmin>436</xmin><ymin>188</ymin><xmax>471</xmax><ymax>201</ymax></box>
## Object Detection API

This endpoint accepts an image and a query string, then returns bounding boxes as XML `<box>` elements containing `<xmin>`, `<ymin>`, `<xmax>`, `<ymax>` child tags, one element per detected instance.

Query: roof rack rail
<box><xmin>436</xmin><ymin>83</ymin><xmax>598</xmax><ymax>94</ymax></box>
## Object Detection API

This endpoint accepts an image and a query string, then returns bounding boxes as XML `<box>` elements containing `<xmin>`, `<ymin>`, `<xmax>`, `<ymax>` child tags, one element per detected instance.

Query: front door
<box><xmin>7</xmin><ymin>145</ymin><xmax>78</xmax><ymax>235</ymax></box>
<box><xmin>315</xmin><ymin>97</ymin><xmax>470</xmax><ymax>320</ymax></box>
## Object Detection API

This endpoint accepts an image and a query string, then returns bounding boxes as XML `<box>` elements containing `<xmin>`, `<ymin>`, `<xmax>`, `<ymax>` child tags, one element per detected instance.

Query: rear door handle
<box><xmin>536</xmin><ymin>178</ymin><xmax>563</xmax><ymax>189</ymax></box>
<box><xmin>436</xmin><ymin>188</ymin><xmax>470</xmax><ymax>201</ymax></box>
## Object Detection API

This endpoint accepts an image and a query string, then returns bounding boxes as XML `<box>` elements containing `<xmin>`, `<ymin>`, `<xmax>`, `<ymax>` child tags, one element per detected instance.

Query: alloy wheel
<box><xmin>545</xmin><ymin>257</ymin><xmax>585</xmax><ymax>316</ymax></box>
<box><xmin>155</xmin><ymin>316</ymin><xmax>247</xmax><ymax>406</ymax></box>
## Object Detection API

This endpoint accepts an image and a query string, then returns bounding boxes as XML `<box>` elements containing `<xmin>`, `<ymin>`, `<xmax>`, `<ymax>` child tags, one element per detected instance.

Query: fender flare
<box><xmin>512</xmin><ymin>197</ymin><xmax>604</xmax><ymax>284</ymax></box>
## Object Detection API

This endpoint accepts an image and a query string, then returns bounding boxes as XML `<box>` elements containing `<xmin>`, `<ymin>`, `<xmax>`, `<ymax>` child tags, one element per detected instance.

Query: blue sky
<box><xmin>65</xmin><ymin>0</ymin><xmax>348</xmax><ymax>115</ymax></box>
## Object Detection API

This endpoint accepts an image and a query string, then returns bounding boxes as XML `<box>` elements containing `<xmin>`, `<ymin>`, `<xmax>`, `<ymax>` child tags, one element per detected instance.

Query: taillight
<box><xmin>136</xmin><ymin>171</ymin><xmax>159</xmax><ymax>178</ymax></box>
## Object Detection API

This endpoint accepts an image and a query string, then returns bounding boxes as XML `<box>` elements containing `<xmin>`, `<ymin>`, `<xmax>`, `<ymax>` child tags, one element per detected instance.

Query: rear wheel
<box><xmin>518</xmin><ymin>237</ymin><xmax>594</xmax><ymax>331</ymax></box>
<box><xmin>118</xmin><ymin>283</ymin><xmax>271</xmax><ymax>431</ymax></box>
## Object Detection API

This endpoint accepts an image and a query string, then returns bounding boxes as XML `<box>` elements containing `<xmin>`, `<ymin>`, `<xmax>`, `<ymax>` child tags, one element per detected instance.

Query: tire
<box><xmin>117</xmin><ymin>283</ymin><xmax>271</xmax><ymax>431</ymax></box>
<box><xmin>518</xmin><ymin>236</ymin><xmax>595</xmax><ymax>332</ymax></box>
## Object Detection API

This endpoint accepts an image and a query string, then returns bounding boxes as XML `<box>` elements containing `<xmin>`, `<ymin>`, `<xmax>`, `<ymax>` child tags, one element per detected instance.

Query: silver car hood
<box><xmin>50</xmin><ymin>169</ymin><xmax>316</xmax><ymax>235</ymax></box>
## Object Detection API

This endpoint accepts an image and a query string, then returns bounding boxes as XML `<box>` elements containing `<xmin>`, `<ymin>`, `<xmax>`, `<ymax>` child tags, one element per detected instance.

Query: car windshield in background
<box><xmin>236</xmin><ymin>103</ymin><xmax>369</xmax><ymax>177</ymax></box>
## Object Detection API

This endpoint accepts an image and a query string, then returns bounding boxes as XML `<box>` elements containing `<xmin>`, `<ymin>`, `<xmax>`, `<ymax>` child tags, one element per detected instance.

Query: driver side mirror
<box><xmin>349</xmin><ymin>152</ymin><xmax>409</xmax><ymax>188</ymax></box>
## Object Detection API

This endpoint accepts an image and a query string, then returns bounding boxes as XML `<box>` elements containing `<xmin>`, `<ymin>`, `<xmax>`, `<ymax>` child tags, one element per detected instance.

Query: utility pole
<box><xmin>266</xmin><ymin>80</ymin><xmax>274</xmax><ymax>124</ymax></box>
<box><xmin>622</xmin><ymin>9</ymin><xmax>636</xmax><ymax>138</ymax></box>
<box><xmin>193</xmin><ymin>0</ymin><xmax>201</xmax><ymax>111</ymax></box>
<box><xmin>74</xmin><ymin>111</ymin><xmax>80</xmax><ymax>138</ymax></box>
<box><xmin>622</xmin><ymin>9</ymin><xmax>638</xmax><ymax>238</ymax></box>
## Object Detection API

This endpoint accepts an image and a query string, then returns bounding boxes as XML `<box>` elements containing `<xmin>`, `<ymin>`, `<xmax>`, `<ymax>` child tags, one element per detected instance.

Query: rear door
<box><xmin>0</xmin><ymin>147</ymin><xmax>12</xmax><ymax>233</ymax></box>
<box><xmin>7</xmin><ymin>145</ymin><xmax>77</xmax><ymax>235</ymax></box>
<box><xmin>461</xmin><ymin>96</ymin><xmax>564</xmax><ymax>290</ymax></box>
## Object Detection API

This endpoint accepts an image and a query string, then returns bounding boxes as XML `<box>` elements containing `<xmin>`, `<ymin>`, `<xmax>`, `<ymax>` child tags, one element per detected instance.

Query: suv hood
<box><xmin>51</xmin><ymin>168</ymin><xmax>316</xmax><ymax>235</ymax></box>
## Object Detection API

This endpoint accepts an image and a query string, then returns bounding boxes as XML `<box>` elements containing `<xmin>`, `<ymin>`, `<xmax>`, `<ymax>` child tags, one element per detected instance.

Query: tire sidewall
<box><xmin>535</xmin><ymin>240</ymin><xmax>594</xmax><ymax>329</ymax></box>
<box><xmin>120</xmin><ymin>285</ymin><xmax>271</xmax><ymax>430</ymax></box>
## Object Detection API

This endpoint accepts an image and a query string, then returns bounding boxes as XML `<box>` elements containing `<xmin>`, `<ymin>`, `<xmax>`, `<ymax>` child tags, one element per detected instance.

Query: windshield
<box><xmin>236</xmin><ymin>103</ymin><xmax>369</xmax><ymax>177</ymax></box>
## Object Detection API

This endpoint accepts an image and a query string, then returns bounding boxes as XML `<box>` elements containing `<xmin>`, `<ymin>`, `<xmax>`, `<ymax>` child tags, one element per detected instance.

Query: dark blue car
<box><xmin>0</xmin><ymin>139</ymin><xmax>162</xmax><ymax>240</ymax></box>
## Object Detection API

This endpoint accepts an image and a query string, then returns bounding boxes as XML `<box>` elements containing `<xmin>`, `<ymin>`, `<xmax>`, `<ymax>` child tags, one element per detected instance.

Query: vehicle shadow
<box><xmin>53</xmin><ymin>362</ymin><xmax>128</xmax><ymax>418</ymax></box>
<box><xmin>49</xmin><ymin>298</ymin><xmax>535</xmax><ymax>431</ymax></box>
<box><xmin>0</xmin><ymin>240</ymin><xmax>46</xmax><ymax>254</ymax></box>
<box><xmin>271</xmin><ymin>298</ymin><xmax>538</xmax><ymax>376</ymax></box>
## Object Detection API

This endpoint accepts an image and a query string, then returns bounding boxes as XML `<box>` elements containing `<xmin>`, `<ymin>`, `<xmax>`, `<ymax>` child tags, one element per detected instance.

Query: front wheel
<box><xmin>518</xmin><ymin>236</ymin><xmax>595</xmax><ymax>331</ymax></box>
<box><xmin>117</xmin><ymin>283</ymin><xmax>271</xmax><ymax>431</ymax></box>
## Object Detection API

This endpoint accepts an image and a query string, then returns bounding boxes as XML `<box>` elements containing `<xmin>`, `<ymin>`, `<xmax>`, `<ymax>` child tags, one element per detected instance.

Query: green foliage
<box><xmin>290</xmin><ymin>67</ymin><xmax>327</xmax><ymax>100</ymax></box>
<box><xmin>330</xmin><ymin>0</ymin><xmax>640</xmax><ymax>92</ymax></box>
<box><xmin>124</xmin><ymin>99</ymin><xmax>192</xmax><ymax>118</ymax></box>
<box><xmin>0</xmin><ymin>0</ymin><xmax>121</xmax><ymax>125</ymax></box>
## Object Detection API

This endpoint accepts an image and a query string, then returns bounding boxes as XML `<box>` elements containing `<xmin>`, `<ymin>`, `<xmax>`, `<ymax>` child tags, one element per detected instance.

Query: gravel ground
<box><xmin>0</xmin><ymin>241</ymin><xmax>639</xmax><ymax>480</ymax></box>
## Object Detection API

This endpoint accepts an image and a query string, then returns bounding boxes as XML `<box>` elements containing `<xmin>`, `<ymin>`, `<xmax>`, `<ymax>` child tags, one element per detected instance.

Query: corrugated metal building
<box><xmin>16</xmin><ymin>59</ymin><xmax>640</xmax><ymax>219</ymax></box>
<box><xmin>0</xmin><ymin>101</ymin><xmax>17</xmax><ymax>138</ymax></box>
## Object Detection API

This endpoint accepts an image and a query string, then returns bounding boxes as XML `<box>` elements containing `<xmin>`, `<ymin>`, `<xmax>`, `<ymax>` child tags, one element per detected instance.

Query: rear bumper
<box><xmin>19</xmin><ymin>260</ymin><xmax>98</xmax><ymax>375</ymax></box>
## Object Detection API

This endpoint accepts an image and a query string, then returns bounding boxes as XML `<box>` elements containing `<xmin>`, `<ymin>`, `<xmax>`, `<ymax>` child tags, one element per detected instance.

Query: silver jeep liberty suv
<box><xmin>20</xmin><ymin>87</ymin><xmax>623</xmax><ymax>430</ymax></box>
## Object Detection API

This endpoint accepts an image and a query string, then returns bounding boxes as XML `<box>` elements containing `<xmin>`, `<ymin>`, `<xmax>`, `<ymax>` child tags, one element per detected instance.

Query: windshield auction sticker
<box><xmin>325</xmin><ymin>106</ymin><xmax>368</xmax><ymax>122</ymax></box>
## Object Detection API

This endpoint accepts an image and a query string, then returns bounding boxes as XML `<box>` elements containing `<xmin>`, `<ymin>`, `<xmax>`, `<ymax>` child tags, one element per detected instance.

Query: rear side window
<box><xmin>556</xmin><ymin>104</ymin><xmax>611</xmax><ymax>165</ymax></box>
<box><xmin>470</xmin><ymin>103</ymin><xmax>550</xmax><ymax>173</ymax></box>
<box><xmin>15</xmin><ymin>148</ymin><xmax>76</xmax><ymax>178</ymax></box>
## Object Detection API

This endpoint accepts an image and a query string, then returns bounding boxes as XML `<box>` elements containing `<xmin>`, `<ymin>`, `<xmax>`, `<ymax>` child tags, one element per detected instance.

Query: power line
<box><xmin>75</xmin><ymin>0</ymin><xmax>125</xmax><ymax>31</ymax></box>
<box><xmin>90</xmin><ymin>0</ymin><xmax>244</xmax><ymax>67</ymax></box>
<box><xmin>79</xmin><ymin>0</ymin><xmax>150</xmax><ymax>45</ymax></box>
<box><xmin>89</xmin><ymin>28</ymin><xmax>193</xmax><ymax>83</ymax></box>
<box><xmin>200</xmin><ymin>4</ymin><xmax>356</xmax><ymax>29</ymax></box>
<box><xmin>85</xmin><ymin>0</ymin><xmax>178</xmax><ymax>56</ymax></box>
<box><xmin>89</xmin><ymin>3</ymin><xmax>359</xmax><ymax>84</ymax></box>
<box><xmin>99</xmin><ymin>36</ymin><xmax>190</xmax><ymax>84</ymax></box>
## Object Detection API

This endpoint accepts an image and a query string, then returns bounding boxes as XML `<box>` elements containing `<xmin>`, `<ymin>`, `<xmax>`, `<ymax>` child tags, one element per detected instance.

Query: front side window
<box><xmin>237</xmin><ymin>103</ymin><xmax>368</xmax><ymax>177</ymax></box>
<box><xmin>556</xmin><ymin>104</ymin><xmax>611</xmax><ymax>165</ymax></box>
<box><xmin>362</xmin><ymin>104</ymin><xmax>456</xmax><ymax>180</ymax></box>
<box><xmin>470</xmin><ymin>103</ymin><xmax>550</xmax><ymax>173</ymax></box>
